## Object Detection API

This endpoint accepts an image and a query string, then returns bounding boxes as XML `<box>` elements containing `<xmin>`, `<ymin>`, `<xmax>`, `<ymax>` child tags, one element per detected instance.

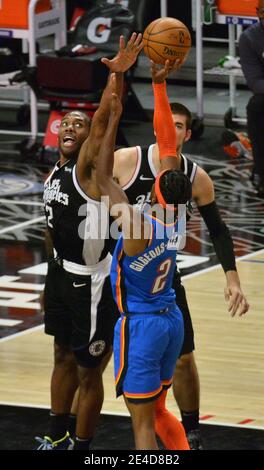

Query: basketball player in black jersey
<box><xmin>113</xmin><ymin>98</ymin><xmax>249</xmax><ymax>449</ymax></box>
<box><xmin>36</xmin><ymin>33</ymin><xmax>143</xmax><ymax>450</ymax></box>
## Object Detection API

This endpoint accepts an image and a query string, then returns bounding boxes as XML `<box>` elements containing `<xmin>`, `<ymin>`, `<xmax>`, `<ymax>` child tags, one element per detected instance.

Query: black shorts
<box><xmin>44</xmin><ymin>259</ymin><xmax>119</xmax><ymax>367</ymax></box>
<box><xmin>174</xmin><ymin>280</ymin><xmax>195</xmax><ymax>356</ymax></box>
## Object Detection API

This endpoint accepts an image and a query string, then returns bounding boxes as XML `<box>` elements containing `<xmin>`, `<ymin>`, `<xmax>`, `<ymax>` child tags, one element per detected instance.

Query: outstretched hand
<box><xmin>151</xmin><ymin>59</ymin><xmax>182</xmax><ymax>84</ymax></box>
<box><xmin>224</xmin><ymin>284</ymin><xmax>249</xmax><ymax>317</ymax></box>
<box><xmin>101</xmin><ymin>32</ymin><xmax>143</xmax><ymax>72</ymax></box>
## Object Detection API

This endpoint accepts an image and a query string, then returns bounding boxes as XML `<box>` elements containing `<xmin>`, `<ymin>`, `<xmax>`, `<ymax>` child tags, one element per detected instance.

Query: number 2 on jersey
<box><xmin>46</xmin><ymin>206</ymin><xmax>53</xmax><ymax>228</ymax></box>
<box><xmin>151</xmin><ymin>258</ymin><xmax>172</xmax><ymax>294</ymax></box>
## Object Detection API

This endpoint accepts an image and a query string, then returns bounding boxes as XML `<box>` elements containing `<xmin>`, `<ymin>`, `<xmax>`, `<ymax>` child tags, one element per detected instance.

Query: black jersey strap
<box><xmin>180</xmin><ymin>154</ymin><xmax>197</xmax><ymax>183</ymax></box>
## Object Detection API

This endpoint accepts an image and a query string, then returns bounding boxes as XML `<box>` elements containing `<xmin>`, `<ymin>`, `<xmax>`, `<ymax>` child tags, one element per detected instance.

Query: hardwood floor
<box><xmin>1</xmin><ymin>250</ymin><xmax>263</xmax><ymax>428</ymax></box>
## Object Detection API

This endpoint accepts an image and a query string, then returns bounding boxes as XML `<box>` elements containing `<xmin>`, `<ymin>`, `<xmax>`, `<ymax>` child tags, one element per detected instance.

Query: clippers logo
<box><xmin>50</xmin><ymin>119</ymin><xmax>61</xmax><ymax>135</ymax></box>
<box><xmin>87</xmin><ymin>17</ymin><xmax>112</xmax><ymax>43</ymax></box>
<box><xmin>89</xmin><ymin>340</ymin><xmax>106</xmax><ymax>357</ymax></box>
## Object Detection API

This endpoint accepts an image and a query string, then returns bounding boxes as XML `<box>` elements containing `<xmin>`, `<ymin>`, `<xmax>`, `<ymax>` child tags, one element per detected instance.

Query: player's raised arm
<box><xmin>101</xmin><ymin>32</ymin><xmax>143</xmax><ymax>72</ymax></box>
<box><xmin>152</xmin><ymin>60</ymin><xmax>181</xmax><ymax>172</ymax></box>
<box><xmin>96</xmin><ymin>75</ymin><xmax>151</xmax><ymax>255</ymax></box>
<box><xmin>76</xmin><ymin>33</ymin><xmax>143</xmax><ymax>186</ymax></box>
<box><xmin>96</xmin><ymin>74</ymin><xmax>126</xmax><ymax>207</ymax></box>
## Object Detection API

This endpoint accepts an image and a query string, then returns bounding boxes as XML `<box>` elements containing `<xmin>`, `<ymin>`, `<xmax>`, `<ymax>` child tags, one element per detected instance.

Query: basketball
<box><xmin>143</xmin><ymin>17</ymin><xmax>191</xmax><ymax>65</ymax></box>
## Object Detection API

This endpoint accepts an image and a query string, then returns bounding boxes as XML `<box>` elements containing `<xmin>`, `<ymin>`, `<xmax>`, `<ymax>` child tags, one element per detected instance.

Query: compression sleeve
<box><xmin>198</xmin><ymin>201</ymin><xmax>237</xmax><ymax>272</ymax></box>
<box><xmin>152</xmin><ymin>82</ymin><xmax>177</xmax><ymax>159</ymax></box>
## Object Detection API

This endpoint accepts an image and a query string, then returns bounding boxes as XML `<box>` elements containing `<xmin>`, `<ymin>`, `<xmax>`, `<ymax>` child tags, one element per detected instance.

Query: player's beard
<box><xmin>60</xmin><ymin>145</ymin><xmax>80</xmax><ymax>161</ymax></box>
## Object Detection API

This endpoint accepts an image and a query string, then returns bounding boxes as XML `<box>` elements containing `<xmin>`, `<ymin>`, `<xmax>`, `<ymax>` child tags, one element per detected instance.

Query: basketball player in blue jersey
<box><xmin>96</xmin><ymin>66</ymin><xmax>191</xmax><ymax>450</ymax></box>
<box><xmin>112</xmin><ymin>83</ymin><xmax>249</xmax><ymax>451</ymax></box>
<box><xmin>37</xmin><ymin>34</ymin><xmax>143</xmax><ymax>450</ymax></box>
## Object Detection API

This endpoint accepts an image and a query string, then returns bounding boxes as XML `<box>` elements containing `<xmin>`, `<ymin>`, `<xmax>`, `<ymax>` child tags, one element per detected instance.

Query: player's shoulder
<box><xmin>192</xmin><ymin>165</ymin><xmax>214</xmax><ymax>204</ymax></box>
<box><xmin>182</xmin><ymin>154</ymin><xmax>207</xmax><ymax>182</ymax></box>
<box><xmin>114</xmin><ymin>147</ymin><xmax>138</xmax><ymax>169</ymax></box>
<box><xmin>114</xmin><ymin>146</ymin><xmax>138</xmax><ymax>160</ymax></box>
<box><xmin>193</xmin><ymin>164</ymin><xmax>212</xmax><ymax>185</ymax></box>
<box><xmin>114</xmin><ymin>146</ymin><xmax>138</xmax><ymax>176</ymax></box>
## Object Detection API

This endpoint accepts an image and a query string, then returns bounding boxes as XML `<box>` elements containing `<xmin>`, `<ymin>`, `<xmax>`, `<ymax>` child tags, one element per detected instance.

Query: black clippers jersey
<box><xmin>124</xmin><ymin>145</ymin><xmax>198</xmax><ymax>283</ymax></box>
<box><xmin>124</xmin><ymin>144</ymin><xmax>197</xmax><ymax>211</ymax></box>
<box><xmin>43</xmin><ymin>159</ymin><xmax>111</xmax><ymax>266</ymax></box>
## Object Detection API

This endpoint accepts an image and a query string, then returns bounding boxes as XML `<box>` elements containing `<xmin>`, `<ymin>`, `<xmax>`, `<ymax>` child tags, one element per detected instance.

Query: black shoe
<box><xmin>187</xmin><ymin>429</ymin><xmax>203</xmax><ymax>450</ymax></box>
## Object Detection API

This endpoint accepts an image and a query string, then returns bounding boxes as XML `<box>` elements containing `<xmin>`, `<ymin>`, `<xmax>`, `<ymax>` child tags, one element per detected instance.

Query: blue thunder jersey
<box><xmin>111</xmin><ymin>213</ymin><xmax>179</xmax><ymax>314</ymax></box>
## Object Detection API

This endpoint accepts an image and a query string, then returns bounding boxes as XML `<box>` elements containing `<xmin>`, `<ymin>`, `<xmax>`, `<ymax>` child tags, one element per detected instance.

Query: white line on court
<box><xmin>0</xmin><ymin>249</ymin><xmax>263</xmax><ymax>424</ymax></box>
<box><xmin>0</xmin><ymin>319</ymin><xmax>22</xmax><ymax>326</ymax></box>
<box><xmin>0</xmin><ymin>401</ymin><xmax>50</xmax><ymax>410</ymax></box>
<box><xmin>182</xmin><ymin>248</ymin><xmax>264</xmax><ymax>281</ymax></box>
<box><xmin>0</xmin><ymin>198</ymin><xmax>44</xmax><ymax>207</ymax></box>
<box><xmin>0</xmin><ymin>324</ymin><xmax>44</xmax><ymax>343</ymax></box>
<box><xmin>0</xmin><ymin>216</ymin><xmax>45</xmax><ymax>235</ymax></box>
<box><xmin>1</xmin><ymin>248</ymin><xmax>263</xmax><ymax>344</ymax></box>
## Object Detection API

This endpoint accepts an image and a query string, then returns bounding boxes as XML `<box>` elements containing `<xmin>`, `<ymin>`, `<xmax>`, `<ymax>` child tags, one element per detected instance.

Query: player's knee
<box><xmin>77</xmin><ymin>363</ymin><xmax>103</xmax><ymax>390</ymax></box>
<box><xmin>132</xmin><ymin>411</ymin><xmax>155</xmax><ymax>431</ymax></box>
<box><xmin>54</xmin><ymin>342</ymin><xmax>75</xmax><ymax>368</ymax></box>
<box><xmin>174</xmin><ymin>352</ymin><xmax>195</xmax><ymax>377</ymax></box>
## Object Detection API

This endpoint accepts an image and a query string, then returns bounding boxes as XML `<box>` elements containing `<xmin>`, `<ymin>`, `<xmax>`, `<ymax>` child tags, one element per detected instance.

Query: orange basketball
<box><xmin>143</xmin><ymin>17</ymin><xmax>191</xmax><ymax>65</ymax></box>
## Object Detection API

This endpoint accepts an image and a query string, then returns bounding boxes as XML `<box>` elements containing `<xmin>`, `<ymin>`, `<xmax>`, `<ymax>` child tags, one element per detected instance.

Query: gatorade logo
<box><xmin>87</xmin><ymin>17</ymin><xmax>112</xmax><ymax>43</ymax></box>
<box><xmin>50</xmin><ymin>119</ymin><xmax>61</xmax><ymax>135</ymax></box>
<box><xmin>204</xmin><ymin>0</ymin><xmax>216</xmax><ymax>25</ymax></box>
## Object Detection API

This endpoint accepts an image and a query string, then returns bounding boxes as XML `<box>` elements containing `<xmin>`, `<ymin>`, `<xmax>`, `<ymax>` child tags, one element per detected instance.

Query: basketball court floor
<box><xmin>0</xmin><ymin>78</ymin><xmax>263</xmax><ymax>450</ymax></box>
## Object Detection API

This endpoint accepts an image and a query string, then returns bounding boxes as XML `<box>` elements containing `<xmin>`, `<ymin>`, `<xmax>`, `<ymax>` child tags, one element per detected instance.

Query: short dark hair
<box><xmin>160</xmin><ymin>169</ymin><xmax>192</xmax><ymax>206</ymax></box>
<box><xmin>170</xmin><ymin>103</ymin><xmax>192</xmax><ymax>130</ymax></box>
<box><xmin>64</xmin><ymin>111</ymin><xmax>91</xmax><ymax>128</ymax></box>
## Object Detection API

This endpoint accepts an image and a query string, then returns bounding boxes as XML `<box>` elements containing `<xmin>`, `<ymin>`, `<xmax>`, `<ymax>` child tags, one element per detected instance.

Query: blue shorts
<box><xmin>114</xmin><ymin>304</ymin><xmax>184</xmax><ymax>403</ymax></box>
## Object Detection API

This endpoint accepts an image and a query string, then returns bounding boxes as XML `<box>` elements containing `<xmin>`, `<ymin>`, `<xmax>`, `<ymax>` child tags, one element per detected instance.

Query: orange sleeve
<box><xmin>153</xmin><ymin>82</ymin><xmax>177</xmax><ymax>160</ymax></box>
